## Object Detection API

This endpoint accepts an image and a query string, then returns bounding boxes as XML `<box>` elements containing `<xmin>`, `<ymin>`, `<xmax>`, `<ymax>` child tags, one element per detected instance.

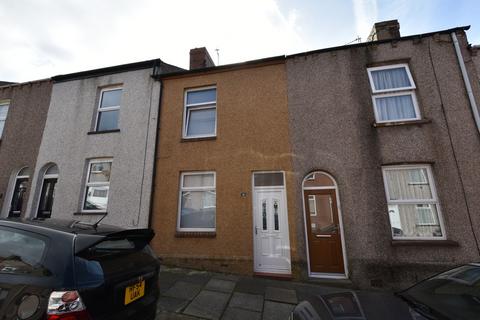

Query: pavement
<box><xmin>155</xmin><ymin>266</ymin><xmax>356</xmax><ymax>320</ymax></box>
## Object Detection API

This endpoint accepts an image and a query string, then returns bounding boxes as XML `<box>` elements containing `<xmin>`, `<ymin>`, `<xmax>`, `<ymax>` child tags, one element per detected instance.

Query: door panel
<box><xmin>254</xmin><ymin>189</ymin><xmax>291</xmax><ymax>274</ymax></box>
<box><xmin>9</xmin><ymin>178</ymin><xmax>28</xmax><ymax>217</ymax></box>
<box><xmin>37</xmin><ymin>178</ymin><xmax>57</xmax><ymax>218</ymax></box>
<box><xmin>304</xmin><ymin>190</ymin><xmax>345</xmax><ymax>274</ymax></box>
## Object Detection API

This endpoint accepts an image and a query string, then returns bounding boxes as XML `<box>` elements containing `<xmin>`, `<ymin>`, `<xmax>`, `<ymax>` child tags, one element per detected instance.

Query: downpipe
<box><xmin>451</xmin><ymin>32</ymin><xmax>480</xmax><ymax>135</ymax></box>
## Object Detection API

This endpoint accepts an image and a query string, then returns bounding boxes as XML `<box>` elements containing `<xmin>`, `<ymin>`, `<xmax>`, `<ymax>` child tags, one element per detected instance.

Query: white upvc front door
<box><xmin>253</xmin><ymin>188</ymin><xmax>291</xmax><ymax>274</ymax></box>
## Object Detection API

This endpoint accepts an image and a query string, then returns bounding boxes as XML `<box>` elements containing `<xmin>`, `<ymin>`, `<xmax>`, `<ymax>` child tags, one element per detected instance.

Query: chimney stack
<box><xmin>189</xmin><ymin>47</ymin><xmax>215</xmax><ymax>70</ymax></box>
<box><xmin>367</xmin><ymin>20</ymin><xmax>400</xmax><ymax>42</ymax></box>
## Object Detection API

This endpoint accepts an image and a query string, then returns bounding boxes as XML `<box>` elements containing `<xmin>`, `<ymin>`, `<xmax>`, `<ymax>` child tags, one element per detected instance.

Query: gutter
<box><xmin>288</xmin><ymin>25</ymin><xmax>470</xmax><ymax>59</ymax></box>
<box><xmin>451</xmin><ymin>32</ymin><xmax>480</xmax><ymax>135</ymax></box>
<box><xmin>52</xmin><ymin>59</ymin><xmax>161</xmax><ymax>83</ymax></box>
<box><xmin>154</xmin><ymin>55</ymin><xmax>285</xmax><ymax>80</ymax></box>
<box><xmin>155</xmin><ymin>26</ymin><xmax>470</xmax><ymax>81</ymax></box>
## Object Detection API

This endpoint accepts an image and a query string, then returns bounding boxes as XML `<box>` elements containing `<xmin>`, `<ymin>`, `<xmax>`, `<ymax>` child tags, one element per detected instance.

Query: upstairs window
<box><xmin>382</xmin><ymin>165</ymin><xmax>445</xmax><ymax>240</ymax></box>
<box><xmin>367</xmin><ymin>64</ymin><xmax>420</xmax><ymax>123</ymax></box>
<box><xmin>183</xmin><ymin>87</ymin><xmax>216</xmax><ymax>138</ymax></box>
<box><xmin>83</xmin><ymin>159</ymin><xmax>112</xmax><ymax>212</ymax></box>
<box><xmin>0</xmin><ymin>102</ymin><xmax>9</xmax><ymax>138</ymax></box>
<box><xmin>96</xmin><ymin>88</ymin><xmax>122</xmax><ymax>131</ymax></box>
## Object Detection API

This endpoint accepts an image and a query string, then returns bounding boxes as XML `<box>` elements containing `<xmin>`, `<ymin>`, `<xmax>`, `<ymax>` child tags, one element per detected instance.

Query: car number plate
<box><xmin>124</xmin><ymin>279</ymin><xmax>145</xmax><ymax>305</ymax></box>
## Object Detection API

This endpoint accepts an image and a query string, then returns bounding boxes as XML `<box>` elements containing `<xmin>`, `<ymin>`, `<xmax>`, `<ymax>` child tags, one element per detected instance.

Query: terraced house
<box><xmin>150</xmin><ymin>21</ymin><xmax>480</xmax><ymax>289</ymax></box>
<box><xmin>21</xmin><ymin>59</ymin><xmax>182</xmax><ymax>227</ymax></box>
<box><xmin>0</xmin><ymin>80</ymin><xmax>52</xmax><ymax>218</ymax></box>
<box><xmin>285</xmin><ymin>21</ymin><xmax>480</xmax><ymax>288</ymax></box>
<box><xmin>150</xmin><ymin>48</ymin><xmax>300</xmax><ymax>277</ymax></box>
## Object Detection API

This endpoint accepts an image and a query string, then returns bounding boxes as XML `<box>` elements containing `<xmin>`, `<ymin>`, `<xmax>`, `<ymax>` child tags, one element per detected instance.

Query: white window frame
<box><xmin>177</xmin><ymin>171</ymin><xmax>216</xmax><ymax>232</ymax></box>
<box><xmin>371</xmin><ymin>91</ymin><xmax>422</xmax><ymax>123</ymax></box>
<box><xmin>252</xmin><ymin>171</ymin><xmax>285</xmax><ymax>188</ymax></box>
<box><xmin>367</xmin><ymin>64</ymin><xmax>416</xmax><ymax>94</ymax></box>
<box><xmin>0</xmin><ymin>101</ymin><xmax>10</xmax><ymax>138</ymax></box>
<box><xmin>381</xmin><ymin>165</ymin><xmax>446</xmax><ymax>240</ymax></box>
<box><xmin>183</xmin><ymin>86</ymin><xmax>217</xmax><ymax>139</ymax></box>
<box><xmin>94</xmin><ymin>87</ymin><xmax>122</xmax><ymax>132</ymax></box>
<box><xmin>82</xmin><ymin>158</ymin><xmax>113</xmax><ymax>213</ymax></box>
<box><xmin>367</xmin><ymin>64</ymin><xmax>421</xmax><ymax>123</ymax></box>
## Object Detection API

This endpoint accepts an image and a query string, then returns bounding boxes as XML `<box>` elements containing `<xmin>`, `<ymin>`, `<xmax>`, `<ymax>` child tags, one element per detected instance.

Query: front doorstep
<box><xmin>307</xmin><ymin>276</ymin><xmax>354</xmax><ymax>289</ymax></box>
<box><xmin>309</xmin><ymin>272</ymin><xmax>348</xmax><ymax>280</ymax></box>
<box><xmin>254</xmin><ymin>272</ymin><xmax>293</xmax><ymax>280</ymax></box>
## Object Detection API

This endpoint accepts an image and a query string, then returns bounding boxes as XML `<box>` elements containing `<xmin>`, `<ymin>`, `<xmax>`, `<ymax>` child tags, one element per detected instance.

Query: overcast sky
<box><xmin>1</xmin><ymin>0</ymin><xmax>479</xmax><ymax>82</ymax></box>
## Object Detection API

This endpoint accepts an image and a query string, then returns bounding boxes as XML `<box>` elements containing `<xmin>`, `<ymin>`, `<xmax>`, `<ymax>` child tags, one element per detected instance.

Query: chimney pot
<box><xmin>189</xmin><ymin>47</ymin><xmax>215</xmax><ymax>70</ymax></box>
<box><xmin>368</xmin><ymin>20</ymin><xmax>400</xmax><ymax>42</ymax></box>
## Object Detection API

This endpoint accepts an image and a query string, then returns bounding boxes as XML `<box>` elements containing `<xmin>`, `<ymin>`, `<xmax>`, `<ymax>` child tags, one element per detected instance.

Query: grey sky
<box><xmin>1</xmin><ymin>0</ymin><xmax>478</xmax><ymax>82</ymax></box>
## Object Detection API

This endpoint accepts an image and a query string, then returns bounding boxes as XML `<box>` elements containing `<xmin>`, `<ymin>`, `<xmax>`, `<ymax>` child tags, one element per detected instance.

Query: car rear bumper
<box><xmin>93</xmin><ymin>291</ymin><xmax>158</xmax><ymax>320</ymax></box>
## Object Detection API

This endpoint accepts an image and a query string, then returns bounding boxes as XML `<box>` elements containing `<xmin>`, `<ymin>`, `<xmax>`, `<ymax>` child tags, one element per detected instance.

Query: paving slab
<box><xmin>205</xmin><ymin>278</ymin><xmax>236</xmax><ymax>293</ymax></box>
<box><xmin>159</xmin><ymin>277</ymin><xmax>179</xmax><ymax>294</ymax></box>
<box><xmin>262</xmin><ymin>301</ymin><xmax>295</xmax><ymax>320</ymax></box>
<box><xmin>182</xmin><ymin>271</ymin><xmax>213</xmax><ymax>285</ymax></box>
<box><xmin>163</xmin><ymin>281</ymin><xmax>203</xmax><ymax>300</ymax></box>
<box><xmin>159</xmin><ymin>270</ymin><xmax>185</xmax><ymax>280</ymax></box>
<box><xmin>156</xmin><ymin>311</ymin><xmax>202</xmax><ymax>320</ymax></box>
<box><xmin>221</xmin><ymin>307</ymin><xmax>261</xmax><ymax>320</ymax></box>
<box><xmin>157</xmin><ymin>296</ymin><xmax>190</xmax><ymax>313</ymax></box>
<box><xmin>183</xmin><ymin>290</ymin><xmax>231</xmax><ymax>320</ymax></box>
<box><xmin>159</xmin><ymin>283</ymin><xmax>174</xmax><ymax>295</ymax></box>
<box><xmin>228</xmin><ymin>292</ymin><xmax>263</xmax><ymax>312</ymax></box>
<box><xmin>234</xmin><ymin>278</ymin><xmax>267</xmax><ymax>295</ymax></box>
<box><xmin>213</xmin><ymin>273</ymin><xmax>240</xmax><ymax>282</ymax></box>
<box><xmin>265</xmin><ymin>287</ymin><xmax>298</xmax><ymax>304</ymax></box>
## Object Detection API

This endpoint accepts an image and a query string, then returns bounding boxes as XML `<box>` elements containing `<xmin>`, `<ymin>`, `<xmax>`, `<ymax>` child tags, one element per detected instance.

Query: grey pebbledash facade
<box><xmin>285</xmin><ymin>22</ymin><xmax>480</xmax><ymax>288</ymax></box>
<box><xmin>22</xmin><ymin>60</ymin><xmax>183</xmax><ymax>228</ymax></box>
<box><xmin>0</xmin><ymin>80</ymin><xmax>52</xmax><ymax>218</ymax></box>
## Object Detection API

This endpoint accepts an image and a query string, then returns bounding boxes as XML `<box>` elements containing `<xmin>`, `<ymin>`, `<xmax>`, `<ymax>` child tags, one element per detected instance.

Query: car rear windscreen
<box><xmin>75</xmin><ymin>236</ymin><xmax>157</xmax><ymax>287</ymax></box>
<box><xmin>0</xmin><ymin>226</ymin><xmax>49</xmax><ymax>276</ymax></box>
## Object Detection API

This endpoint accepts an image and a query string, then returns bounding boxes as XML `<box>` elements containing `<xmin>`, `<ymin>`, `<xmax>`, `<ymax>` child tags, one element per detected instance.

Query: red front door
<box><xmin>304</xmin><ymin>189</ymin><xmax>345</xmax><ymax>274</ymax></box>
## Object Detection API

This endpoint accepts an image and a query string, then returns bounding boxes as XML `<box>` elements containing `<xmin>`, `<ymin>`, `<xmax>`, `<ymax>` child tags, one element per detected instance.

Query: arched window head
<box><xmin>303</xmin><ymin>172</ymin><xmax>335</xmax><ymax>188</ymax></box>
<box><xmin>17</xmin><ymin>167</ymin><xmax>31</xmax><ymax>177</ymax></box>
<box><xmin>45</xmin><ymin>164</ymin><xmax>58</xmax><ymax>176</ymax></box>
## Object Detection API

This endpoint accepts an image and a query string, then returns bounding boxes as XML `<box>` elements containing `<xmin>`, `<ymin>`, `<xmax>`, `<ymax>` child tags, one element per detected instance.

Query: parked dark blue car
<box><xmin>0</xmin><ymin>218</ymin><xmax>159</xmax><ymax>320</ymax></box>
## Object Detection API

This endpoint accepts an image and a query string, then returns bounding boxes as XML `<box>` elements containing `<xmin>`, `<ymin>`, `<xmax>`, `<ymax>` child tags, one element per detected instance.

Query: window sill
<box><xmin>87</xmin><ymin>129</ymin><xmax>120</xmax><ymax>135</ymax></box>
<box><xmin>74</xmin><ymin>211</ymin><xmax>108</xmax><ymax>216</ymax></box>
<box><xmin>181</xmin><ymin>136</ymin><xmax>216</xmax><ymax>143</ymax></box>
<box><xmin>391</xmin><ymin>240</ymin><xmax>459</xmax><ymax>247</ymax></box>
<box><xmin>175</xmin><ymin>231</ymin><xmax>216</xmax><ymax>238</ymax></box>
<box><xmin>373</xmin><ymin>119</ymin><xmax>432</xmax><ymax>128</ymax></box>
